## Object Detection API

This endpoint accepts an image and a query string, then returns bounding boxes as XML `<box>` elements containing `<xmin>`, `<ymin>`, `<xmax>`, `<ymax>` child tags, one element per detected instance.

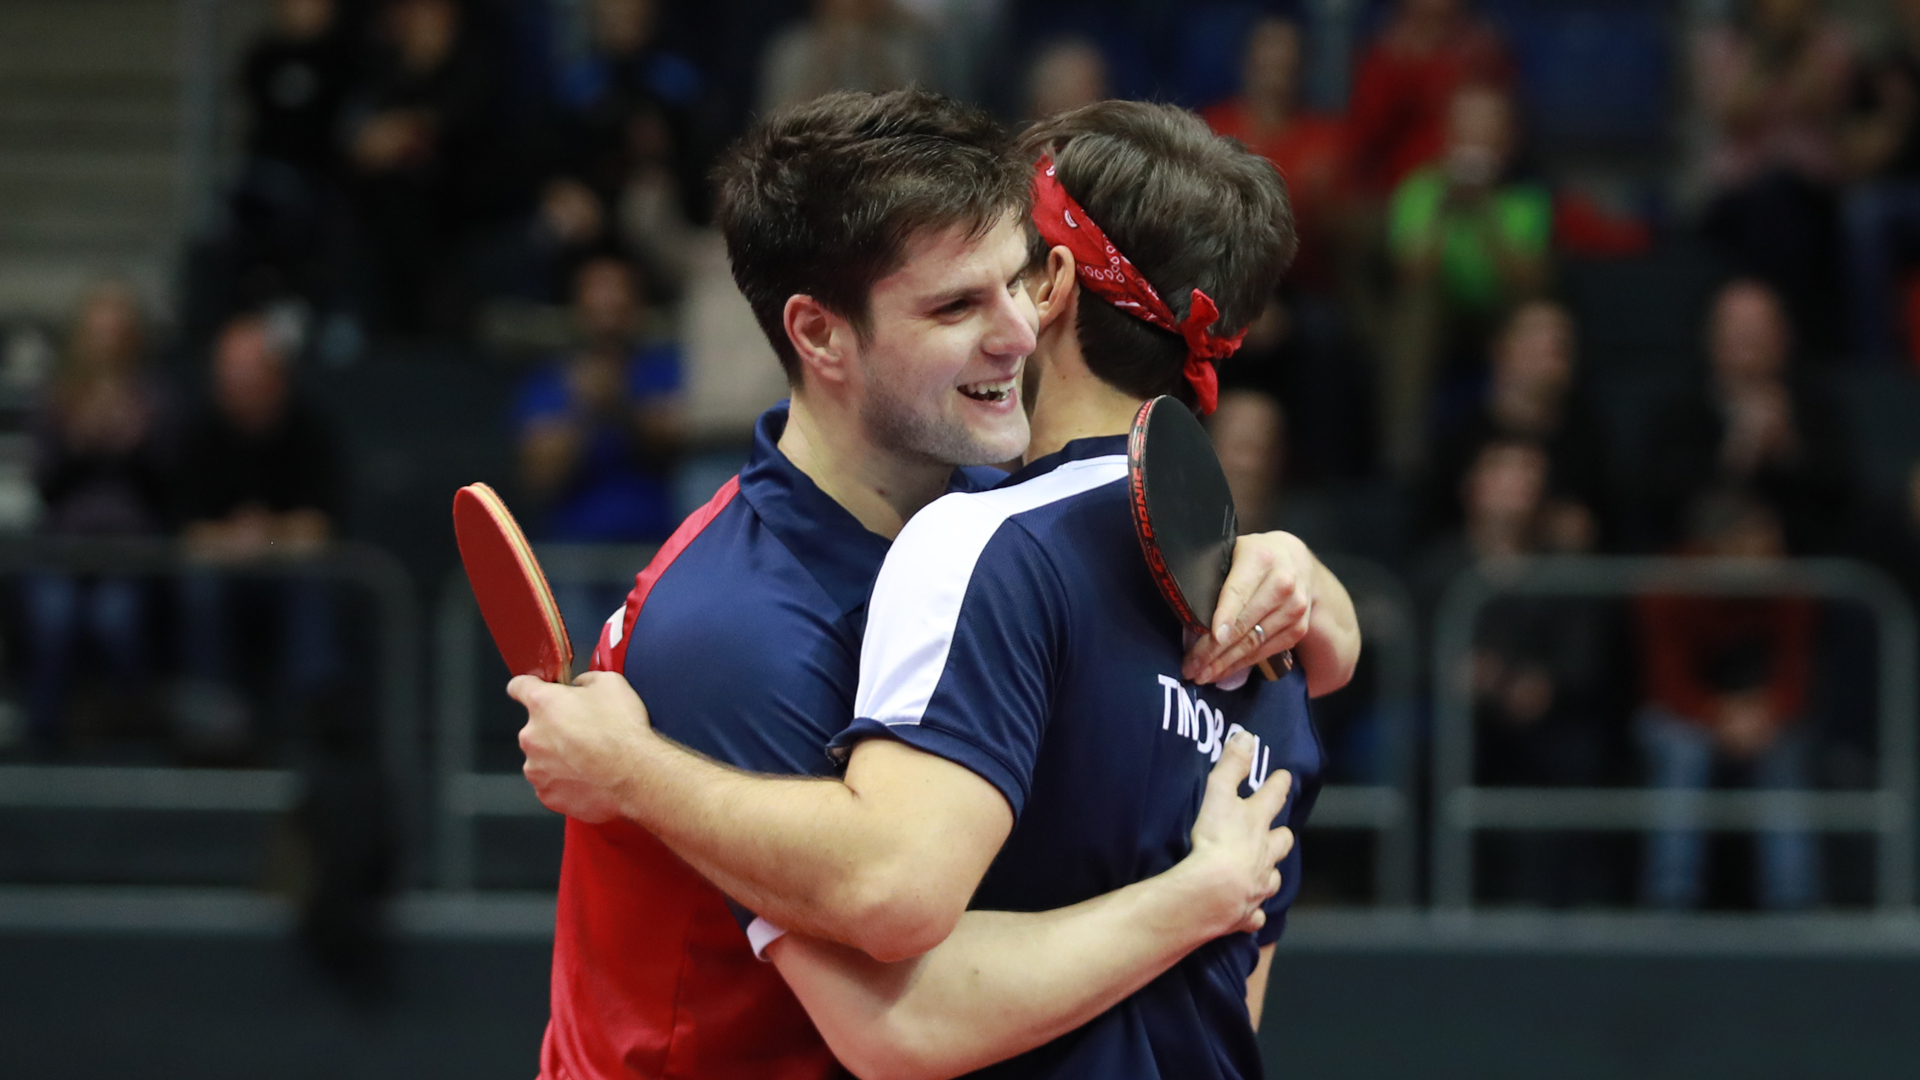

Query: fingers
<box><xmin>1266</xmin><ymin>825</ymin><xmax>1294</xmax><ymax>867</ymax></box>
<box><xmin>1190</xmin><ymin>608</ymin><xmax>1311</xmax><ymax>685</ymax></box>
<box><xmin>1210</xmin><ymin>536</ymin><xmax>1275</xmax><ymax>644</ymax></box>
<box><xmin>1256</xmin><ymin>768</ymin><xmax>1294</xmax><ymax>819</ymax></box>
<box><xmin>506</xmin><ymin>674</ymin><xmax>547</xmax><ymax>707</ymax></box>
<box><xmin>1209</xmin><ymin>730</ymin><xmax>1257</xmax><ymax>795</ymax></box>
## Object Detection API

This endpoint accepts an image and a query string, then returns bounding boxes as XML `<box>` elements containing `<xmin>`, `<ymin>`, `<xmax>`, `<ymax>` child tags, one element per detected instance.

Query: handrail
<box><xmin>435</xmin><ymin>544</ymin><xmax>656</xmax><ymax>890</ymax></box>
<box><xmin>1430</xmin><ymin>556</ymin><xmax>1918</xmax><ymax>913</ymax></box>
<box><xmin>0</xmin><ymin>538</ymin><xmax>424</xmax><ymax>884</ymax></box>
<box><xmin>1320</xmin><ymin>554</ymin><xmax>1421</xmax><ymax>907</ymax></box>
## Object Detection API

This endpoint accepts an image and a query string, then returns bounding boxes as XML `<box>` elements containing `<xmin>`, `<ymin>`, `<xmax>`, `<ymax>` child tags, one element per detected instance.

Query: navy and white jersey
<box><xmin>831</xmin><ymin>434</ymin><xmax>1324</xmax><ymax>1080</ymax></box>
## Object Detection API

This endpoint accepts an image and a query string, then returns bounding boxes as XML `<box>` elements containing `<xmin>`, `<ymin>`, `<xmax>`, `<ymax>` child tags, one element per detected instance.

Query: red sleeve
<box><xmin>1344</xmin><ymin>46</ymin><xmax>1403</xmax><ymax>192</ymax></box>
<box><xmin>1637</xmin><ymin>594</ymin><xmax>1716</xmax><ymax>725</ymax></box>
<box><xmin>1764</xmin><ymin>599</ymin><xmax>1817</xmax><ymax>727</ymax></box>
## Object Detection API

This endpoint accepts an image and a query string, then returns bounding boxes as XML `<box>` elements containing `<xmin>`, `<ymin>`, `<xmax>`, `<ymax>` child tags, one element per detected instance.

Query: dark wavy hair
<box><xmin>1019</xmin><ymin>101</ymin><xmax>1297</xmax><ymax>409</ymax></box>
<box><xmin>714</xmin><ymin>89</ymin><xmax>1030</xmax><ymax>384</ymax></box>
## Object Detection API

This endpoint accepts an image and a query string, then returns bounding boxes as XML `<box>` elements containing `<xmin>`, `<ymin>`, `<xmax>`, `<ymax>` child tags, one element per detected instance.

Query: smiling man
<box><xmin>523</xmin><ymin>90</ymin><xmax>1351</xmax><ymax>1080</ymax></box>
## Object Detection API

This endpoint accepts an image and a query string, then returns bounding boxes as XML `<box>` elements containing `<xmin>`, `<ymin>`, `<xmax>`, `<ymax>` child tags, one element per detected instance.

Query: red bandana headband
<box><xmin>1030</xmin><ymin>155</ymin><xmax>1245</xmax><ymax>415</ymax></box>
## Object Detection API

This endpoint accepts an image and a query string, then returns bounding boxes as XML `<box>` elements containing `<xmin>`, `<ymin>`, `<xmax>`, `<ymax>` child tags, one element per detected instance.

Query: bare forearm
<box><xmin>772</xmin><ymin>861</ymin><xmax>1232</xmax><ymax>1080</ymax></box>
<box><xmin>612</xmin><ymin>734</ymin><xmax>903</xmax><ymax>949</ymax></box>
<box><xmin>1298</xmin><ymin>556</ymin><xmax>1359</xmax><ymax>697</ymax></box>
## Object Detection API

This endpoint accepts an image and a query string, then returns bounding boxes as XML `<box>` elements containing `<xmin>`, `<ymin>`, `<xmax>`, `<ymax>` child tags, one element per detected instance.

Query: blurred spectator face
<box><xmin>1211</xmin><ymin>390</ymin><xmax>1285</xmax><ymax>534</ymax></box>
<box><xmin>1693</xmin><ymin>492</ymin><xmax>1786</xmax><ymax>559</ymax></box>
<box><xmin>575</xmin><ymin>258</ymin><xmax>641</xmax><ymax>344</ymax></box>
<box><xmin>1747</xmin><ymin>0</ymin><xmax>1817</xmax><ymax>41</ymax></box>
<box><xmin>1709</xmin><ymin>281</ymin><xmax>1790</xmax><ymax>386</ymax></box>
<box><xmin>387</xmin><ymin>0</ymin><xmax>458</xmax><ymax>72</ymax></box>
<box><xmin>214</xmin><ymin>319</ymin><xmax>290</xmax><ymax>435</ymax></box>
<box><xmin>1492</xmin><ymin>301</ymin><xmax>1574</xmax><ymax>402</ymax></box>
<box><xmin>1028</xmin><ymin>41</ymin><xmax>1108</xmax><ymax>120</ymax></box>
<box><xmin>277</xmin><ymin>0</ymin><xmax>335</xmax><ymax>39</ymax></box>
<box><xmin>1241</xmin><ymin>19</ymin><xmax>1301</xmax><ymax>110</ymax></box>
<box><xmin>1443</xmin><ymin>85</ymin><xmax>1513</xmax><ymax>189</ymax></box>
<box><xmin>1402</xmin><ymin>0</ymin><xmax>1464</xmax><ymax>24</ymax></box>
<box><xmin>592</xmin><ymin>0</ymin><xmax>656</xmax><ymax>54</ymax></box>
<box><xmin>1464</xmin><ymin>440</ymin><xmax>1546</xmax><ymax>533</ymax></box>
<box><xmin>542</xmin><ymin>179</ymin><xmax>608</xmax><ymax>247</ymax></box>
<box><xmin>69</xmin><ymin>283</ymin><xmax>145</xmax><ymax>377</ymax></box>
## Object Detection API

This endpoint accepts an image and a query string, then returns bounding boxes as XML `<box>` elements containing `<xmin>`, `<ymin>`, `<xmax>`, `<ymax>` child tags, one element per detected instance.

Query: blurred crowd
<box><xmin>8</xmin><ymin>0</ymin><xmax>1920</xmax><ymax>913</ymax></box>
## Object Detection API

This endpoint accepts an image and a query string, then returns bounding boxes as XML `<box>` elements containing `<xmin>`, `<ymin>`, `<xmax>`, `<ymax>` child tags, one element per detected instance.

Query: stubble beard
<box><xmin>859</xmin><ymin>355</ymin><xmax>1022</xmax><ymax>469</ymax></box>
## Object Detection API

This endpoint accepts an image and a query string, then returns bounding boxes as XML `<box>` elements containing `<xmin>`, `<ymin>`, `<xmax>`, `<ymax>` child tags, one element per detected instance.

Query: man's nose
<box><xmin>984</xmin><ymin>286</ymin><xmax>1039</xmax><ymax>359</ymax></box>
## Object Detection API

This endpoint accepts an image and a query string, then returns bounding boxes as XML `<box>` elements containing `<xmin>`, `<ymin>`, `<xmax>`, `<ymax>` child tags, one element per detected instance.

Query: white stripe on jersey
<box><xmin>854</xmin><ymin>455</ymin><xmax>1127</xmax><ymax>728</ymax></box>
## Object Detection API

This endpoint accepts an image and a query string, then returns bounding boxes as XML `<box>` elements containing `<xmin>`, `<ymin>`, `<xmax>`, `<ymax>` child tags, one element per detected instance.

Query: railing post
<box><xmin>436</xmin><ymin>572</ymin><xmax>480</xmax><ymax>891</ymax></box>
<box><xmin>1431</xmin><ymin>567</ymin><xmax>1492</xmax><ymax>913</ymax></box>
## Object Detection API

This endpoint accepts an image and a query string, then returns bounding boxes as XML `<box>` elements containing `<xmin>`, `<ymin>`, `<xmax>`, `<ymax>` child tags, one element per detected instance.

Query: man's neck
<box><xmin>777</xmin><ymin>392</ymin><xmax>951</xmax><ymax>540</ymax></box>
<box><xmin>1023</xmin><ymin>336</ymin><xmax>1147</xmax><ymax>463</ymax></box>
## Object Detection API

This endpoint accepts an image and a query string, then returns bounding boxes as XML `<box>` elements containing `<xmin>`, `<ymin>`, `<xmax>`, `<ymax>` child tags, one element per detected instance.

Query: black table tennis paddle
<box><xmin>1127</xmin><ymin>395</ymin><xmax>1283</xmax><ymax>681</ymax></box>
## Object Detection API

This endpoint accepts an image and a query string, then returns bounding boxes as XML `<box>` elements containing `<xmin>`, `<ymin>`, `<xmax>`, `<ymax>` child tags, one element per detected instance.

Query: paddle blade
<box><xmin>1127</xmin><ymin>395</ymin><xmax>1238</xmax><ymax>635</ymax></box>
<box><xmin>453</xmin><ymin>483</ymin><xmax>573</xmax><ymax>684</ymax></box>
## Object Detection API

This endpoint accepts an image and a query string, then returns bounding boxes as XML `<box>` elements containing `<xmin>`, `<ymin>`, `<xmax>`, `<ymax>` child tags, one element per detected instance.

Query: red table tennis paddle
<box><xmin>453</xmin><ymin>483</ymin><xmax>573</xmax><ymax>684</ymax></box>
<box><xmin>1127</xmin><ymin>396</ymin><xmax>1283</xmax><ymax>681</ymax></box>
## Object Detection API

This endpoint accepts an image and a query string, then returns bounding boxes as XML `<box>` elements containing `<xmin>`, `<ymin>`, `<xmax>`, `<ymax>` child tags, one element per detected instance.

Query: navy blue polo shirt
<box><xmin>608</xmin><ymin>405</ymin><xmax>893</xmax><ymax>777</ymax></box>
<box><xmin>831</xmin><ymin>435</ymin><xmax>1324</xmax><ymax>1080</ymax></box>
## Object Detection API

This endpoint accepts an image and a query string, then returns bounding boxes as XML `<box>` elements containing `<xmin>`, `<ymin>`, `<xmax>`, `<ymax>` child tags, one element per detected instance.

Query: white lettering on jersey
<box><xmin>1160</xmin><ymin>676</ymin><xmax>1272</xmax><ymax>788</ymax></box>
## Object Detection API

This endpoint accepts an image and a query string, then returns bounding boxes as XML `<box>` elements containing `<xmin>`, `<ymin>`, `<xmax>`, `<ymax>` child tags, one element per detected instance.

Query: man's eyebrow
<box><xmin>920</xmin><ymin>284</ymin><xmax>989</xmax><ymax>310</ymax></box>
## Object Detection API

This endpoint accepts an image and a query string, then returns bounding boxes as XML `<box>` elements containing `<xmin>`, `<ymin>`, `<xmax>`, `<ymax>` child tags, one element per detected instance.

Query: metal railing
<box><xmin>1431</xmin><ymin>556</ymin><xmax>1918</xmax><ymax>913</ymax></box>
<box><xmin>0</xmin><ymin>538</ymin><xmax>424</xmax><ymax>886</ymax></box>
<box><xmin>1309</xmin><ymin>555</ymin><xmax>1420</xmax><ymax>907</ymax></box>
<box><xmin>435</xmin><ymin>544</ymin><xmax>654</xmax><ymax>890</ymax></box>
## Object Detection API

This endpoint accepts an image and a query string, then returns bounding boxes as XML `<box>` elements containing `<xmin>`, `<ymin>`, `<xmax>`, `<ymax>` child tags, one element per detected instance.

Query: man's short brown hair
<box><xmin>714</xmin><ymin>89</ymin><xmax>1030</xmax><ymax>383</ymax></box>
<box><xmin>1019</xmin><ymin>101</ymin><xmax>1297</xmax><ymax>408</ymax></box>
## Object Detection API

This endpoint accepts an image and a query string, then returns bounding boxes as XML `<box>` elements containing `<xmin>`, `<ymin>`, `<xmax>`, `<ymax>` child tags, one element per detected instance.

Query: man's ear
<box><xmin>1030</xmin><ymin>246</ymin><xmax>1078</xmax><ymax>335</ymax></box>
<box><xmin>782</xmin><ymin>294</ymin><xmax>854</xmax><ymax>386</ymax></box>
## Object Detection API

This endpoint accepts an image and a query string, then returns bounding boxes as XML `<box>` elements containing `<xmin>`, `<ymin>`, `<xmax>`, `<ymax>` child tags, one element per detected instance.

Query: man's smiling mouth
<box><xmin>959</xmin><ymin>378</ymin><xmax>1016</xmax><ymax>403</ymax></box>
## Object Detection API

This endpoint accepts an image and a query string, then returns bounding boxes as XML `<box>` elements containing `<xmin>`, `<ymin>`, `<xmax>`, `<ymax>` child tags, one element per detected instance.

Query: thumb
<box><xmin>507</xmin><ymin>674</ymin><xmax>550</xmax><ymax>707</ymax></box>
<box><xmin>1209</xmin><ymin>729</ymin><xmax>1256</xmax><ymax>794</ymax></box>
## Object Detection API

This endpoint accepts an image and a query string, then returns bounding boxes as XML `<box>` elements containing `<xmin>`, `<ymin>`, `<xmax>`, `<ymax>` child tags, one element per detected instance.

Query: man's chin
<box><xmin>954</xmin><ymin>413</ymin><xmax>1030</xmax><ymax>468</ymax></box>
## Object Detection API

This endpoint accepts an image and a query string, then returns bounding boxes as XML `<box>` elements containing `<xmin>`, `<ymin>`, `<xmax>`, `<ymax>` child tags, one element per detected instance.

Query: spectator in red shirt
<box><xmin>1634</xmin><ymin>488</ymin><xmax>1820</xmax><ymax>911</ymax></box>
<box><xmin>1345</xmin><ymin>0</ymin><xmax>1511</xmax><ymax>197</ymax></box>
<box><xmin>1202</xmin><ymin>17</ymin><xmax>1347</xmax><ymax>290</ymax></box>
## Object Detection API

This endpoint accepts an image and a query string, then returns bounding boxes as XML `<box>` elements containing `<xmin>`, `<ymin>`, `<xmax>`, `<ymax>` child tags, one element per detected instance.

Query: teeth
<box><xmin>959</xmin><ymin>379</ymin><xmax>1015</xmax><ymax>403</ymax></box>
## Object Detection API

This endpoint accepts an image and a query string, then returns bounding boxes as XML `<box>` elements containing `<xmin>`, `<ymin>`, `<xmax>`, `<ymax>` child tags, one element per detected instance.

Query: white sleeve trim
<box><xmin>746</xmin><ymin>916</ymin><xmax>787</xmax><ymax>961</ymax></box>
<box><xmin>853</xmin><ymin>456</ymin><xmax>1126</xmax><ymax>729</ymax></box>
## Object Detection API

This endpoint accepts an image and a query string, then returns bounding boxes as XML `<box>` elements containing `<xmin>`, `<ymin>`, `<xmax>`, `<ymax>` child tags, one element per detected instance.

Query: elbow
<box><xmin>1306</xmin><ymin>632</ymin><xmax>1361</xmax><ymax>699</ymax></box>
<box><xmin>839</xmin><ymin>868</ymin><xmax>963</xmax><ymax>964</ymax></box>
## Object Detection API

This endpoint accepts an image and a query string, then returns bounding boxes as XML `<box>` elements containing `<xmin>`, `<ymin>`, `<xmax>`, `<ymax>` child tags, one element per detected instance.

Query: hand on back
<box><xmin>1179</xmin><ymin>731</ymin><xmax>1294</xmax><ymax>938</ymax></box>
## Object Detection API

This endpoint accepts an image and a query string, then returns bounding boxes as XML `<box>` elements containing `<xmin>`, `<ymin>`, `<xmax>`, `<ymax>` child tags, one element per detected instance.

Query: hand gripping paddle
<box><xmin>453</xmin><ymin>483</ymin><xmax>573</xmax><ymax>684</ymax></box>
<box><xmin>1127</xmin><ymin>396</ymin><xmax>1284</xmax><ymax>681</ymax></box>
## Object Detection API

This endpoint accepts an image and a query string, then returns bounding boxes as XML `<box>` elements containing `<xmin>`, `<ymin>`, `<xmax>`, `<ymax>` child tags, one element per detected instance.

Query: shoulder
<box><xmin>889</xmin><ymin>458</ymin><xmax>1126</xmax><ymax>575</ymax></box>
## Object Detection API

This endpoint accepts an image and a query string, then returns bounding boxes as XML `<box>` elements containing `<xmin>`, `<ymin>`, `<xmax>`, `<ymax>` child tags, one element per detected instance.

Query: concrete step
<box><xmin>0</xmin><ymin>81</ymin><xmax>180</xmax><ymax>155</ymax></box>
<box><xmin>0</xmin><ymin>152</ymin><xmax>179</xmax><ymax>221</ymax></box>
<box><xmin>0</xmin><ymin>256</ymin><xmax>172</xmax><ymax>323</ymax></box>
<box><xmin>0</xmin><ymin>2</ymin><xmax>182</xmax><ymax>80</ymax></box>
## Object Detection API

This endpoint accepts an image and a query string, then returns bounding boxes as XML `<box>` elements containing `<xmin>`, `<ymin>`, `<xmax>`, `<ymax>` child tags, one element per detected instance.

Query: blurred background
<box><xmin>2</xmin><ymin>0</ymin><xmax>1920</xmax><ymax>1076</ymax></box>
